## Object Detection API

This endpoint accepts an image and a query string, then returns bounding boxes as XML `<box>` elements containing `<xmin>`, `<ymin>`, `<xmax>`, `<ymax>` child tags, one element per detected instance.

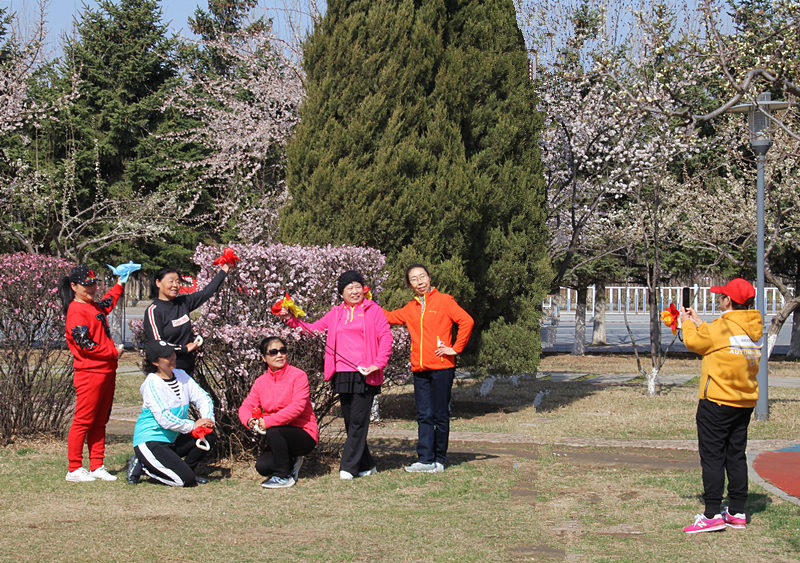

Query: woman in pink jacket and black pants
<box><xmin>239</xmin><ymin>336</ymin><xmax>319</xmax><ymax>488</ymax></box>
<box><xmin>282</xmin><ymin>270</ymin><xmax>393</xmax><ymax>480</ymax></box>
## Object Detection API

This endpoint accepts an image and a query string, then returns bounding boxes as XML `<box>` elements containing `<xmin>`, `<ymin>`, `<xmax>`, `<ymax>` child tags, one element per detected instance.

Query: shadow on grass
<box><xmin>684</xmin><ymin>492</ymin><xmax>773</xmax><ymax>518</ymax></box>
<box><xmin>218</xmin><ymin>437</ymin><xmax>501</xmax><ymax>479</ymax></box>
<box><xmin>106</xmin><ymin>433</ymin><xmax>136</xmax><ymax>445</ymax></box>
<box><xmin>745</xmin><ymin>492</ymin><xmax>773</xmax><ymax>516</ymax></box>
<box><xmin>377</xmin><ymin>379</ymin><xmax>598</xmax><ymax>421</ymax></box>
<box><xmin>365</xmin><ymin>437</ymin><xmax>501</xmax><ymax>471</ymax></box>
<box><xmin>768</xmin><ymin>398</ymin><xmax>800</xmax><ymax>404</ymax></box>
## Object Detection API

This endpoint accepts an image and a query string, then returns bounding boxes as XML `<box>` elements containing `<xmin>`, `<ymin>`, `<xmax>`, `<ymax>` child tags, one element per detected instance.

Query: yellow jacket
<box><xmin>682</xmin><ymin>309</ymin><xmax>762</xmax><ymax>408</ymax></box>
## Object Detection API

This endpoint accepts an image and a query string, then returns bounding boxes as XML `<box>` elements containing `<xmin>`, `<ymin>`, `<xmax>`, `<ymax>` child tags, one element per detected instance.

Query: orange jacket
<box><xmin>384</xmin><ymin>288</ymin><xmax>474</xmax><ymax>372</ymax></box>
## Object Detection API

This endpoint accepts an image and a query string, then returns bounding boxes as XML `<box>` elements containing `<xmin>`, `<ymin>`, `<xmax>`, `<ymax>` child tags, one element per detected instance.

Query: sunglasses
<box><xmin>266</xmin><ymin>347</ymin><xmax>288</xmax><ymax>356</ymax></box>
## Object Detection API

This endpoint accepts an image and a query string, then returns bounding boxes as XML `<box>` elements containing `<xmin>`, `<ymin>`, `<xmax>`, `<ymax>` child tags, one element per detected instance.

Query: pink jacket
<box><xmin>238</xmin><ymin>364</ymin><xmax>319</xmax><ymax>442</ymax></box>
<box><xmin>285</xmin><ymin>299</ymin><xmax>393</xmax><ymax>386</ymax></box>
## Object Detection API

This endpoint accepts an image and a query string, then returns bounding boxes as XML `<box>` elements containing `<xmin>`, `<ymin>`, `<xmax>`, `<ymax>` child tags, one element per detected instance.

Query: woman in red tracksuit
<box><xmin>384</xmin><ymin>264</ymin><xmax>474</xmax><ymax>473</ymax></box>
<box><xmin>59</xmin><ymin>265</ymin><xmax>125</xmax><ymax>483</ymax></box>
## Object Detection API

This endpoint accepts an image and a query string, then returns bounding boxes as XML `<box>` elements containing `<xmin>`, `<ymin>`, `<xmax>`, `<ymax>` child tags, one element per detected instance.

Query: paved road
<box><xmin>113</xmin><ymin>304</ymin><xmax>796</xmax><ymax>356</ymax></box>
<box><xmin>543</xmin><ymin>312</ymin><xmax>795</xmax><ymax>355</ymax></box>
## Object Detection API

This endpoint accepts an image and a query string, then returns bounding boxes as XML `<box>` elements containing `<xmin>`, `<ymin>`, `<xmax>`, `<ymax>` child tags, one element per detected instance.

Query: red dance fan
<box><xmin>270</xmin><ymin>291</ymin><xmax>306</xmax><ymax>317</ymax></box>
<box><xmin>213</xmin><ymin>247</ymin><xmax>241</xmax><ymax>267</ymax></box>
<box><xmin>192</xmin><ymin>426</ymin><xmax>213</xmax><ymax>451</ymax></box>
<box><xmin>251</xmin><ymin>407</ymin><xmax>266</xmax><ymax>435</ymax></box>
<box><xmin>660</xmin><ymin>302</ymin><xmax>680</xmax><ymax>335</ymax></box>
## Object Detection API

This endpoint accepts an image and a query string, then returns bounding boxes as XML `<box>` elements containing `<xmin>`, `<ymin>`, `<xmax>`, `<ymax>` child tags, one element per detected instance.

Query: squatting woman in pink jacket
<box><xmin>239</xmin><ymin>336</ymin><xmax>318</xmax><ymax>489</ymax></box>
<box><xmin>282</xmin><ymin>270</ymin><xmax>393</xmax><ymax>480</ymax></box>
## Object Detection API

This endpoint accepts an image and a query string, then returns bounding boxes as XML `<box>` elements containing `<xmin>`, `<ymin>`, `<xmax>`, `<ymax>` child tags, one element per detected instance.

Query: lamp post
<box><xmin>728</xmin><ymin>92</ymin><xmax>789</xmax><ymax>421</ymax></box>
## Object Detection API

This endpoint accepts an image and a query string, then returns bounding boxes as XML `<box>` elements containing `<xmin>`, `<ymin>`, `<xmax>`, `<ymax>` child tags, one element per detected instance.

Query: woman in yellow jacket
<box><xmin>384</xmin><ymin>264</ymin><xmax>474</xmax><ymax>473</ymax></box>
<box><xmin>679</xmin><ymin>278</ymin><xmax>761</xmax><ymax>533</ymax></box>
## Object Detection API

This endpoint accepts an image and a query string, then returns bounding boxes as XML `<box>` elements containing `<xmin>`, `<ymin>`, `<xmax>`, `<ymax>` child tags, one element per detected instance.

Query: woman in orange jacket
<box><xmin>384</xmin><ymin>264</ymin><xmax>474</xmax><ymax>472</ymax></box>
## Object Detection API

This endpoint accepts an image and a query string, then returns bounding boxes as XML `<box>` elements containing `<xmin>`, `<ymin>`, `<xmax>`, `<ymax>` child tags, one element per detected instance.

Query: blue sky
<box><xmin>1</xmin><ymin>0</ymin><xmax>319</xmax><ymax>56</ymax></box>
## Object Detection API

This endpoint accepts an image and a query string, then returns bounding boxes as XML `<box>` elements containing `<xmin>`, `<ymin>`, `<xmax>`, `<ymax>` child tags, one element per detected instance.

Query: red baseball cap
<box><xmin>710</xmin><ymin>278</ymin><xmax>755</xmax><ymax>305</ymax></box>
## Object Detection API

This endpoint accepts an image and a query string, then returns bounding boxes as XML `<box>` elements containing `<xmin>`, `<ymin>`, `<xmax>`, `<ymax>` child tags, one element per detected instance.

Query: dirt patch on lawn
<box><xmin>368</xmin><ymin>436</ymin><xmax>698</xmax><ymax>476</ymax></box>
<box><xmin>506</xmin><ymin>543</ymin><xmax>566</xmax><ymax>560</ymax></box>
<box><xmin>549</xmin><ymin>445</ymin><xmax>699</xmax><ymax>471</ymax></box>
<box><xmin>375</xmin><ymin>435</ymin><xmax>698</xmax><ymax>473</ymax></box>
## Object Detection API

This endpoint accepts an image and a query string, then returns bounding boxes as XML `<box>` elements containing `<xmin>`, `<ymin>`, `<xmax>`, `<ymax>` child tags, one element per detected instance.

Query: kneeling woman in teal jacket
<box><xmin>132</xmin><ymin>340</ymin><xmax>216</xmax><ymax>487</ymax></box>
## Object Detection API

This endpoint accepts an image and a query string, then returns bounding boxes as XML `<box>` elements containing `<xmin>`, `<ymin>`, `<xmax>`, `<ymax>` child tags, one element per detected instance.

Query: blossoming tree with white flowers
<box><xmin>529</xmin><ymin>0</ymin><xmax>696</xmax><ymax>372</ymax></box>
<box><xmin>164</xmin><ymin>22</ymin><xmax>304</xmax><ymax>244</ymax></box>
<box><xmin>160</xmin><ymin>243</ymin><xmax>411</xmax><ymax>454</ymax></box>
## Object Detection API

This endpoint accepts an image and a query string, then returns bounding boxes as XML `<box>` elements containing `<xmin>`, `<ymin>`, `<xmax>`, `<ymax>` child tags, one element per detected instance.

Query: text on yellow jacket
<box><xmin>682</xmin><ymin>309</ymin><xmax>762</xmax><ymax>408</ymax></box>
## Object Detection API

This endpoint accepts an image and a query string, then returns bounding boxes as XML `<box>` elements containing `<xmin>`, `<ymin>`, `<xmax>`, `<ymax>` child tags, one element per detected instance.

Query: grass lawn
<box><xmin>538</xmin><ymin>352</ymin><xmax>800</xmax><ymax>378</ymax></box>
<box><xmin>2</xmin><ymin>353</ymin><xmax>799</xmax><ymax>561</ymax></box>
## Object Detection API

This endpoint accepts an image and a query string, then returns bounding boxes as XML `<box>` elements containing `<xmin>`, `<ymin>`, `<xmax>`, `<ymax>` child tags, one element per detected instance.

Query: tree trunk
<box><xmin>572</xmin><ymin>286</ymin><xmax>587</xmax><ymax>356</ymax></box>
<box><xmin>648</xmin><ymin>283</ymin><xmax>662</xmax><ymax>359</ymax></box>
<box><xmin>788</xmin><ymin>308</ymin><xmax>800</xmax><ymax>358</ymax></box>
<box><xmin>591</xmin><ymin>281</ymin><xmax>607</xmax><ymax>345</ymax></box>
<box><xmin>646</xmin><ymin>366</ymin><xmax>658</xmax><ymax>396</ymax></box>
<box><xmin>768</xmin><ymin>296</ymin><xmax>800</xmax><ymax>358</ymax></box>
<box><xmin>788</xmin><ymin>266</ymin><xmax>800</xmax><ymax>358</ymax></box>
<box><xmin>648</xmin><ymin>281</ymin><xmax>662</xmax><ymax>398</ymax></box>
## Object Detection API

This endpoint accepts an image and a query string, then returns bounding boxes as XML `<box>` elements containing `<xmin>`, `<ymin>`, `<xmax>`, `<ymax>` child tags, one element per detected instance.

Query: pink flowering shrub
<box><xmin>0</xmin><ymin>252</ymin><xmax>75</xmax><ymax>443</ymax></box>
<box><xmin>161</xmin><ymin>243</ymin><xmax>410</xmax><ymax>455</ymax></box>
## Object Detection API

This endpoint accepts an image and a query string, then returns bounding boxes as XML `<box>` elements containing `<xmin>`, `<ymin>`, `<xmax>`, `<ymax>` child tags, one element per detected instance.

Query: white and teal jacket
<box><xmin>133</xmin><ymin>369</ymin><xmax>215</xmax><ymax>447</ymax></box>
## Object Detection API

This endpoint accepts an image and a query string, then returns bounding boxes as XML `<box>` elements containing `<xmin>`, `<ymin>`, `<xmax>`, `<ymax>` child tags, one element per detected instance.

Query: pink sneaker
<box><xmin>683</xmin><ymin>514</ymin><xmax>726</xmax><ymax>534</ymax></box>
<box><xmin>721</xmin><ymin>507</ymin><xmax>747</xmax><ymax>529</ymax></box>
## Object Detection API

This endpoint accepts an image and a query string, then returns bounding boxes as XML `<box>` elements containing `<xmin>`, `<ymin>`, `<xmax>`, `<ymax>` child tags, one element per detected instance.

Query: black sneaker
<box><xmin>194</xmin><ymin>476</ymin><xmax>209</xmax><ymax>485</ymax></box>
<box><xmin>126</xmin><ymin>455</ymin><xmax>142</xmax><ymax>485</ymax></box>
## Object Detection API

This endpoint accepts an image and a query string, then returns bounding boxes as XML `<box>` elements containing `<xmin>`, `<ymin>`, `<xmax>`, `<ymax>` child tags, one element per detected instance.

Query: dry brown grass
<box><xmin>528</xmin><ymin>445</ymin><xmax>800</xmax><ymax>560</ymax></box>
<box><xmin>376</xmin><ymin>373</ymin><xmax>800</xmax><ymax>443</ymax></box>
<box><xmin>539</xmin><ymin>352</ymin><xmax>800</xmax><ymax>377</ymax></box>
<box><xmin>3</xmin><ymin>352</ymin><xmax>798</xmax><ymax>560</ymax></box>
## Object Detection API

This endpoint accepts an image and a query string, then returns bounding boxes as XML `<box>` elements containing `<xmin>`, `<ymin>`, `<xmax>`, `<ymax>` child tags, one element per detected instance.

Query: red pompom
<box><xmin>212</xmin><ymin>247</ymin><xmax>241</xmax><ymax>266</ymax></box>
<box><xmin>191</xmin><ymin>426</ymin><xmax>213</xmax><ymax>439</ymax></box>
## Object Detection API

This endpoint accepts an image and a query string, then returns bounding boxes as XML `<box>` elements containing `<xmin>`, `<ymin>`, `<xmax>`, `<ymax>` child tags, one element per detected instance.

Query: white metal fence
<box><xmin>544</xmin><ymin>285</ymin><xmax>793</xmax><ymax>315</ymax></box>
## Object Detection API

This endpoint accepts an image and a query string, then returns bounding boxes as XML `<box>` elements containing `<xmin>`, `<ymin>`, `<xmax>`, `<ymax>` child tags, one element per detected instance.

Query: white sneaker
<box><xmin>261</xmin><ymin>475</ymin><xmax>296</xmax><ymax>489</ymax></box>
<box><xmin>90</xmin><ymin>466</ymin><xmax>118</xmax><ymax>481</ymax></box>
<box><xmin>339</xmin><ymin>470</ymin><xmax>354</xmax><ymax>480</ymax></box>
<box><xmin>66</xmin><ymin>467</ymin><xmax>96</xmax><ymax>482</ymax></box>
<box><xmin>404</xmin><ymin>461</ymin><xmax>437</xmax><ymax>473</ymax></box>
<box><xmin>358</xmin><ymin>466</ymin><xmax>377</xmax><ymax>477</ymax></box>
<box><xmin>433</xmin><ymin>462</ymin><xmax>445</xmax><ymax>473</ymax></box>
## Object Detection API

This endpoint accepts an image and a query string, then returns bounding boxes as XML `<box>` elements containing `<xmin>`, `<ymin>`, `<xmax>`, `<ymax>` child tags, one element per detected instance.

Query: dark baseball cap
<box><xmin>145</xmin><ymin>340</ymin><xmax>178</xmax><ymax>362</ymax></box>
<box><xmin>69</xmin><ymin>265</ymin><xmax>98</xmax><ymax>285</ymax></box>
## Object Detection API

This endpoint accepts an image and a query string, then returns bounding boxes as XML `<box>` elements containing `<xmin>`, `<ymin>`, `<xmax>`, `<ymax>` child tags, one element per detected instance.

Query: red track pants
<box><xmin>67</xmin><ymin>369</ymin><xmax>116</xmax><ymax>471</ymax></box>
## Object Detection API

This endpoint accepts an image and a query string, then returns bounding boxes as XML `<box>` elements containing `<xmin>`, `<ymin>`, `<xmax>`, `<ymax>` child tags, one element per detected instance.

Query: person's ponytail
<box><xmin>58</xmin><ymin>276</ymin><xmax>75</xmax><ymax>316</ymax></box>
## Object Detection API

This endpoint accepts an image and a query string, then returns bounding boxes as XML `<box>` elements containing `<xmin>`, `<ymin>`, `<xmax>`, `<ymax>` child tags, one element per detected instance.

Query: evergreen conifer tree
<box><xmin>59</xmin><ymin>0</ymin><xmax>179</xmax><ymax>198</ymax></box>
<box><xmin>282</xmin><ymin>0</ymin><xmax>550</xmax><ymax>373</ymax></box>
<box><xmin>38</xmin><ymin>0</ymin><xmax>200</xmax><ymax>268</ymax></box>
